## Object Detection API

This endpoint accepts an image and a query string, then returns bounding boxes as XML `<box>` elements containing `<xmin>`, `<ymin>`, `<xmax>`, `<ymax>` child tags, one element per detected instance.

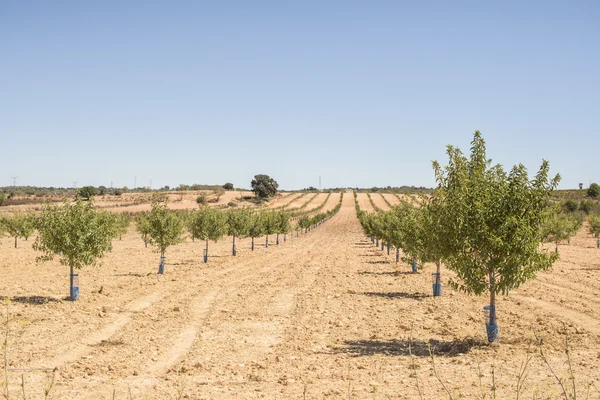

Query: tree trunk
<box><xmin>14</xmin><ymin>236</ymin><xmax>17</xmax><ymax>248</ymax></box>
<box><xmin>252</xmin><ymin>237</ymin><xmax>255</xmax><ymax>251</ymax></box>
<box><xmin>232</xmin><ymin>235</ymin><xmax>236</xmax><ymax>256</ymax></box>
<box><xmin>205</xmin><ymin>239</ymin><xmax>209</xmax><ymax>262</ymax></box>
<box><xmin>488</xmin><ymin>270</ymin><xmax>498</xmax><ymax>342</ymax></box>
<box><xmin>276</xmin><ymin>233</ymin><xmax>279</xmax><ymax>245</ymax></box>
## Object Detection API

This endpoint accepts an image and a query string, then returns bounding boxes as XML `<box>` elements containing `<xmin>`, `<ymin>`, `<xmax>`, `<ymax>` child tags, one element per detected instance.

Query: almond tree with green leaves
<box><xmin>263</xmin><ymin>211</ymin><xmax>278</xmax><ymax>247</ymax></box>
<box><xmin>146</xmin><ymin>197</ymin><xmax>185</xmax><ymax>274</ymax></box>
<box><xmin>275</xmin><ymin>211</ymin><xmax>291</xmax><ymax>244</ymax></box>
<box><xmin>432</xmin><ymin>131</ymin><xmax>560</xmax><ymax>343</ymax></box>
<box><xmin>115</xmin><ymin>213</ymin><xmax>131</xmax><ymax>240</ymax></box>
<box><xmin>33</xmin><ymin>200</ymin><xmax>117</xmax><ymax>300</ymax></box>
<box><xmin>542</xmin><ymin>211</ymin><xmax>583</xmax><ymax>253</ymax></box>
<box><xmin>588</xmin><ymin>214</ymin><xmax>600</xmax><ymax>247</ymax></box>
<box><xmin>226</xmin><ymin>207</ymin><xmax>251</xmax><ymax>255</ymax></box>
<box><xmin>135</xmin><ymin>212</ymin><xmax>151</xmax><ymax>247</ymax></box>
<box><xmin>247</xmin><ymin>212</ymin><xmax>265</xmax><ymax>251</ymax></box>
<box><xmin>188</xmin><ymin>206</ymin><xmax>227</xmax><ymax>262</ymax></box>
<box><xmin>419</xmin><ymin>197</ymin><xmax>447</xmax><ymax>296</ymax></box>
<box><xmin>0</xmin><ymin>212</ymin><xmax>36</xmax><ymax>248</ymax></box>
<box><xmin>397</xmin><ymin>203</ymin><xmax>426</xmax><ymax>273</ymax></box>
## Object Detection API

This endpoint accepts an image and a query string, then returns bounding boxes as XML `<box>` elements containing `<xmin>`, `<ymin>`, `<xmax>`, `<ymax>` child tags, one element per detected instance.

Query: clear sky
<box><xmin>1</xmin><ymin>1</ymin><xmax>598</xmax><ymax>190</ymax></box>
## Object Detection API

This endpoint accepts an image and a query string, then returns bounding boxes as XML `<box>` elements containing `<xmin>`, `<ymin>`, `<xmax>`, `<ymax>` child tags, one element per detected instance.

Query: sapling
<box><xmin>262</xmin><ymin>211</ymin><xmax>278</xmax><ymax>247</ymax></box>
<box><xmin>188</xmin><ymin>206</ymin><xmax>226</xmax><ymax>262</ymax></box>
<box><xmin>226</xmin><ymin>208</ymin><xmax>251</xmax><ymax>255</ymax></box>
<box><xmin>33</xmin><ymin>200</ymin><xmax>116</xmax><ymax>300</ymax></box>
<box><xmin>0</xmin><ymin>212</ymin><xmax>36</xmax><ymax>248</ymax></box>
<box><xmin>432</xmin><ymin>131</ymin><xmax>559</xmax><ymax>342</ymax></box>
<box><xmin>146</xmin><ymin>197</ymin><xmax>185</xmax><ymax>273</ymax></box>
<box><xmin>542</xmin><ymin>212</ymin><xmax>583</xmax><ymax>253</ymax></box>
<box><xmin>588</xmin><ymin>214</ymin><xmax>600</xmax><ymax>247</ymax></box>
<box><xmin>247</xmin><ymin>212</ymin><xmax>265</xmax><ymax>251</ymax></box>
<box><xmin>135</xmin><ymin>212</ymin><xmax>151</xmax><ymax>247</ymax></box>
<box><xmin>274</xmin><ymin>211</ymin><xmax>291</xmax><ymax>245</ymax></box>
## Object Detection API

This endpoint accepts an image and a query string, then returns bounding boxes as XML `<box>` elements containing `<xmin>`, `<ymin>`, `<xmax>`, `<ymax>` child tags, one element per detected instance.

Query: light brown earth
<box><xmin>356</xmin><ymin>193</ymin><xmax>375</xmax><ymax>213</ymax></box>
<box><xmin>1</xmin><ymin>194</ymin><xmax>600</xmax><ymax>399</ymax></box>
<box><xmin>286</xmin><ymin>193</ymin><xmax>317</xmax><ymax>211</ymax></box>
<box><xmin>382</xmin><ymin>193</ymin><xmax>401</xmax><ymax>207</ymax></box>
<box><xmin>369</xmin><ymin>194</ymin><xmax>391</xmax><ymax>211</ymax></box>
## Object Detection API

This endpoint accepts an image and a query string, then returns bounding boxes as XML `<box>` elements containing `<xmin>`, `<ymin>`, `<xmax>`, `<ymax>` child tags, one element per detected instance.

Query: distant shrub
<box><xmin>588</xmin><ymin>183</ymin><xmax>600</xmax><ymax>198</ymax></box>
<box><xmin>562</xmin><ymin>200</ymin><xmax>579</xmax><ymax>212</ymax></box>
<box><xmin>223</xmin><ymin>182</ymin><xmax>234</xmax><ymax>190</ymax></box>
<box><xmin>196</xmin><ymin>195</ymin><xmax>207</xmax><ymax>205</ymax></box>
<box><xmin>113</xmin><ymin>189</ymin><xmax>123</xmax><ymax>196</ymax></box>
<box><xmin>0</xmin><ymin>194</ymin><xmax>5</xmax><ymax>206</ymax></box>
<box><xmin>579</xmin><ymin>200</ymin><xmax>596</xmax><ymax>214</ymax></box>
<box><xmin>227</xmin><ymin>202</ymin><xmax>237</xmax><ymax>207</ymax></box>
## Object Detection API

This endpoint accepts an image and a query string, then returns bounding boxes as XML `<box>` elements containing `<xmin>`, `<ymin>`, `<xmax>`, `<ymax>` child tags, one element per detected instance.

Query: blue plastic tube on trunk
<box><xmin>484</xmin><ymin>305</ymin><xmax>499</xmax><ymax>342</ymax></box>
<box><xmin>70</xmin><ymin>273</ymin><xmax>79</xmax><ymax>300</ymax></box>
<box><xmin>157</xmin><ymin>256</ymin><xmax>165</xmax><ymax>274</ymax></box>
<box><xmin>431</xmin><ymin>273</ymin><xmax>442</xmax><ymax>297</ymax></box>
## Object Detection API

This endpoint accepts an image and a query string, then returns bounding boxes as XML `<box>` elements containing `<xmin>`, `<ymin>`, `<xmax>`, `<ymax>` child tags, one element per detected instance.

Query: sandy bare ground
<box><xmin>381</xmin><ymin>193</ymin><xmax>400</xmax><ymax>207</ymax></box>
<box><xmin>302</xmin><ymin>193</ymin><xmax>331</xmax><ymax>211</ymax></box>
<box><xmin>1</xmin><ymin>195</ymin><xmax>600</xmax><ymax>399</ymax></box>
<box><xmin>356</xmin><ymin>193</ymin><xmax>375</xmax><ymax>213</ymax></box>
<box><xmin>286</xmin><ymin>193</ymin><xmax>316</xmax><ymax>210</ymax></box>
<box><xmin>264</xmin><ymin>192</ymin><xmax>298</xmax><ymax>209</ymax></box>
<box><xmin>369</xmin><ymin>193</ymin><xmax>391</xmax><ymax>211</ymax></box>
<box><xmin>318</xmin><ymin>192</ymin><xmax>342</xmax><ymax>214</ymax></box>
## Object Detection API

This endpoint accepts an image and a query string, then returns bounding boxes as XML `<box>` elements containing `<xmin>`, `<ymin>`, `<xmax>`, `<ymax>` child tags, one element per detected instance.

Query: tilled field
<box><xmin>1</xmin><ymin>194</ymin><xmax>599</xmax><ymax>399</ymax></box>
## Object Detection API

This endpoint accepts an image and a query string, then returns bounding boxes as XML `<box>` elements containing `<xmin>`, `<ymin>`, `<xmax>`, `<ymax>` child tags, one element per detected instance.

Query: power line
<box><xmin>11</xmin><ymin>176</ymin><xmax>18</xmax><ymax>186</ymax></box>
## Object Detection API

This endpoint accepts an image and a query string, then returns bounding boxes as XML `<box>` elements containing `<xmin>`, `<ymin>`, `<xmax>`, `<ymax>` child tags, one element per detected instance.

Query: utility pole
<box><xmin>149</xmin><ymin>179</ymin><xmax>152</xmax><ymax>190</ymax></box>
<box><xmin>110</xmin><ymin>180</ymin><xmax>113</xmax><ymax>188</ymax></box>
<box><xmin>73</xmin><ymin>181</ymin><xmax>78</xmax><ymax>189</ymax></box>
<box><xmin>319</xmin><ymin>176</ymin><xmax>321</xmax><ymax>190</ymax></box>
<box><xmin>11</xmin><ymin>176</ymin><xmax>18</xmax><ymax>187</ymax></box>
<box><xmin>134</xmin><ymin>176</ymin><xmax>137</xmax><ymax>189</ymax></box>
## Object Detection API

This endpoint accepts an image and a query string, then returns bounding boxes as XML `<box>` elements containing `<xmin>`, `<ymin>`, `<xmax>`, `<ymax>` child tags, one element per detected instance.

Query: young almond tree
<box><xmin>588</xmin><ymin>214</ymin><xmax>600</xmax><ymax>247</ymax></box>
<box><xmin>247</xmin><ymin>212</ymin><xmax>265</xmax><ymax>251</ymax></box>
<box><xmin>33</xmin><ymin>200</ymin><xmax>116</xmax><ymax>300</ymax></box>
<box><xmin>419</xmin><ymin>198</ymin><xmax>447</xmax><ymax>296</ymax></box>
<box><xmin>433</xmin><ymin>131</ymin><xmax>559</xmax><ymax>343</ymax></box>
<box><xmin>542</xmin><ymin>211</ymin><xmax>583</xmax><ymax>253</ymax></box>
<box><xmin>226</xmin><ymin>208</ymin><xmax>251</xmax><ymax>256</ymax></box>
<box><xmin>188</xmin><ymin>206</ymin><xmax>227</xmax><ymax>262</ymax></box>
<box><xmin>115</xmin><ymin>213</ymin><xmax>131</xmax><ymax>240</ymax></box>
<box><xmin>275</xmin><ymin>211</ymin><xmax>291</xmax><ymax>244</ymax></box>
<box><xmin>263</xmin><ymin>211</ymin><xmax>278</xmax><ymax>247</ymax></box>
<box><xmin>146</xmin><ymin>197</ymin><xmax>185</xmax><ymax>274</ymax></box>
<box><xmin>135</xmin><ymin>212</ymin><xmax>151</xmax><ymax>248</ymax></box>
<box><xmin>394</xmin><ymin>202</ymin><xmax>424</xmax><ymax>273</ymax></box>
<box><xmin>1</xmin><ymin>212</ymin><xmax>36</xmax><ymax>248</ymax></box>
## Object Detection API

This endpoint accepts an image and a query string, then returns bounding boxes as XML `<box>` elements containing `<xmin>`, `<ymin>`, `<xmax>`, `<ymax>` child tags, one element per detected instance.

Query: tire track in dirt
<box><xmin>27</xmin><ymin>226</ymin><xmax>323</xmax><ymax>383</ymax></box>
<box><xmin>510</xmin><ymin>294</ymin><xmax>600</xmax><ymax>334</ymax></box>
<box><xmin>76</xmin><ymin>206</ymin><xmax>343</xmax><ymax>398</ymax></box>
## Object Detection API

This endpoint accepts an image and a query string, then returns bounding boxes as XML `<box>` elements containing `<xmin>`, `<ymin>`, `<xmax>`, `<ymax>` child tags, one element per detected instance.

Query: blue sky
<box><xmin>1</xmin><ymin>1</ymin><xmax>598</xmax><ymax>190</ymax></box>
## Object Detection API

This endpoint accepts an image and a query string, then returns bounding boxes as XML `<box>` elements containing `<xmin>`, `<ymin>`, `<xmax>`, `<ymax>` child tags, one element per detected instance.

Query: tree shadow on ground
<box><xmin>1</xmin><ymin>295</ymin><xmax>61</xmax><ymax>305</ymax></box>
<box><xmin>364</xmin><ymin>260</ymin><xmax>393</xmax><ymax>265</ymax></box>
<box><xmin>360</xmin><ymin>291</ymin><xmax>429</xmax><ymax>300</ymax></box>
<box><xmin>358</xmin><ymin>270</ymin><xmax>415</xmax><ymax>276</ymax></box>
<box><xmin>334</xmin><ymin>337</ymin><xmax>485</xmax><ymax>357</ymax></box>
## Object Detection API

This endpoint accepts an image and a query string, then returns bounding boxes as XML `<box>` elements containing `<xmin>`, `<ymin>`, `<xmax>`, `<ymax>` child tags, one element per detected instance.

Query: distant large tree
<box><xmin>223</xmin><ymin>182</ymin><xmax>234</xmax><ymax>190</ymax></box>
<box><xmin>588</xmin><ymin>183</ymin><xmax>600</xmax><ymax>198</ymax></box>
<box><xmin>251</xmin><ymin>175</ymin><xmax>279</xmax><ymax>198</ymax></box>
<box><xmin>77</xmin><ymin>186</ymin><xmax>98</xmax><ymax>200</ymax></box>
